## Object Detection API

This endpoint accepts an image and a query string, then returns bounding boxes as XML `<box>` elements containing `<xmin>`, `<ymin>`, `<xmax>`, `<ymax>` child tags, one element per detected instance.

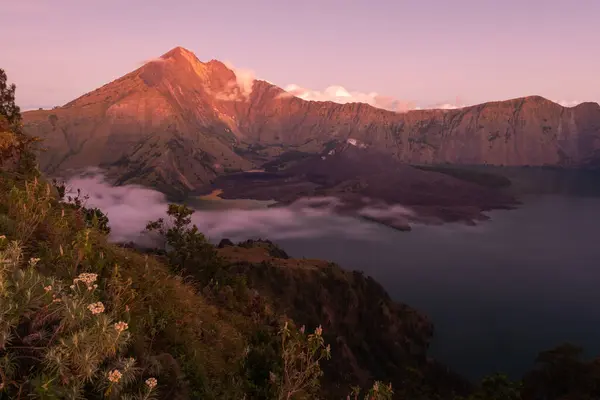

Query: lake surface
<box><xmin>205</xmin><ymin>193</ymin><xmax>600</xmax><ymax>381</ymax></box>
<box><xmin>75</xmin><ymin>168</ymin><xmax>600</xmax><ymax>381</ymax></box>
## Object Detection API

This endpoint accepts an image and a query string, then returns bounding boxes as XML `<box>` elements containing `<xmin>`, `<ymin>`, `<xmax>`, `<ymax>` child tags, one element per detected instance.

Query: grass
<box><xmin>0</xmin><ymin>133</ymin><xmax>400</xmax><ymax>399</ymax></box>
<box><xmin>0</xmin><ymin>173</ymin><xmax>250</xmax><ymax>398</ymax></box>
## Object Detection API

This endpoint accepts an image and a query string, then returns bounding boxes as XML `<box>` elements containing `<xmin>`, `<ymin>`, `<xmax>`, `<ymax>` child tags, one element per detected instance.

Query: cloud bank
<box><xmin>280</xmin><ymin>84</ymin><xmax>418</xmax><ymax>112</ymax></box>
<box><xmin>278</xmin><ymin>83</ymin><xmax>587</xmax><ymax>111</ymax></box>
<box><xmin>556</xmin><ymin>100</ymin><xmax>583</xmax><ymax>108</ymax></box>
<box><xmin>64</xmin><ymin>173</ymin><xmax>389</xmax><ymax>246</ymax></box>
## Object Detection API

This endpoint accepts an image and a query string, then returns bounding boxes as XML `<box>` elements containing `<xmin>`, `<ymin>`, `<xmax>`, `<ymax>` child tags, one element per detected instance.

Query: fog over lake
<box><xmin>66</xmin><ymin>169</ymin><xmax>600</xmax><ymax>381</ymax></box>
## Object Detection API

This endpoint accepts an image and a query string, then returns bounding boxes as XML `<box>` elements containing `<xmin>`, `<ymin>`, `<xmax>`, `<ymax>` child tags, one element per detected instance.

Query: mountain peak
<box><xmin>158</xmin><ymin>46</ymin><xmax>205</xmax><ymax>70</ymax></box>
<box><xmin>161</xmin><ymin>46</ymin><xmax>196</xmax><ymax>59</ymax></box>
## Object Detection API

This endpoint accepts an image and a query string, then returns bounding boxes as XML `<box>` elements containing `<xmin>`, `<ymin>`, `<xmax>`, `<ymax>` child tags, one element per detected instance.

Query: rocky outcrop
<box><xmin>217</xmin><ymin>241</ymin><xmax>471</xmax><ymax>398</ymax></box>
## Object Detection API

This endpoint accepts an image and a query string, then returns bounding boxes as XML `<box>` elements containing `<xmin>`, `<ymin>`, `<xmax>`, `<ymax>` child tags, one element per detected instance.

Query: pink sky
<box><xmin>1</xmin><ymin>0</ymin><xmax>599</xmax><ymax>111</ymax></box>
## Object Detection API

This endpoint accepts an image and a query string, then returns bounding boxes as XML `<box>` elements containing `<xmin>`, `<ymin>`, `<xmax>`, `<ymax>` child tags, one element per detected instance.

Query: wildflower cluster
<box><xmin>88</xmin><ymin>301</ymin><xmax>105</xmax><ymax>314</ymax></box>
<box><xmin>108</xmin><ymin>369</ymin><xmax>122</xmax><ymax>383</ymax></box>
<box><xmin>114</xmin><ymin>321</ymin><xmax>128</xmax><ymax>333</ymax></box>
<box><xmin>145</xmin><ymin>377</ymin><xmax>158</xmax><ymax>389</ymax></box>
<box><xmin>73</xmin><ymin>272</ymin><xmax>98</xmax><ymax>291</ymax></box>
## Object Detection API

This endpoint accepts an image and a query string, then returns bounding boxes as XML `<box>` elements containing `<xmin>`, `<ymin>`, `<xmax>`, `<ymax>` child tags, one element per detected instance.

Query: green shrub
<box><xmin>0</xmin><ymin>238</ymin><xmax>158</xmax><ymax>399</ymax></box>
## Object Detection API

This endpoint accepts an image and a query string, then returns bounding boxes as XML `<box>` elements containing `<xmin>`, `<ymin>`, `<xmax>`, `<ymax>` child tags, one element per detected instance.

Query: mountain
<box><xmin>22</xmin><ymin>46</ymin><xmax>600</xmax><ymax>198</ymax></box>
<box><xmin>23</xmin><ymin>47</ymin><xmax>254</xmax><ymax>198</ymax></box>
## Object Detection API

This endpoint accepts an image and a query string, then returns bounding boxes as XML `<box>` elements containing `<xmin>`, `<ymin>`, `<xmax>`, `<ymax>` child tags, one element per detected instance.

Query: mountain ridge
<box><xmin>22</xmin><ymin>46</ymin><xmax>600</xmax><ymax>197</ymax></box>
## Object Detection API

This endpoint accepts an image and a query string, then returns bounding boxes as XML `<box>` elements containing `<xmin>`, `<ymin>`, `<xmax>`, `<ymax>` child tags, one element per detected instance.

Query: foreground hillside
<box><xmin>1</xmin><ymin>90</ymin><xmax>460</xmax><ymax>398</ymax></box>
<box><xmin>5</xmin><ymin>132</ymin><xmax>600</xmax><ymax>400</ymax></box>
<box><xmin>22</xmin><ymin>47</ymin><xmax>600</xmax><ymax>199</ymax></box>
<box><xmin>6</xmin><ymin>69</ymin><xmax>600</xmax><ymax>399</ymax></box>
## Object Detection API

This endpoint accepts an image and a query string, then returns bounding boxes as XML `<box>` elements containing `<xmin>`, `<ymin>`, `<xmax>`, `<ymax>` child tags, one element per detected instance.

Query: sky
<box><xmin>2</xmin><ymin>0</ymin><xmax>599</xmax><ymax>111</ymax></box>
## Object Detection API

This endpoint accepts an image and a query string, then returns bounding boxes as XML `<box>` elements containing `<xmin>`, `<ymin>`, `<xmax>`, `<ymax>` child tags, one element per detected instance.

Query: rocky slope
<box><xmin>22</xmin><ymin>47</ymin><xmax>600</xmax><ymax>197</ymax></box>
<box><xmin>23</xmin><ymin>47</ymin><xmax>254</xmax><ymax>198</ymax></box>
<box><xmin>217</xmin><ymin>239</ymin><xmax>471</xmax><ymax>398</ymax></box>
<box><xmin>242</xmin><ymin>83</ymin><xmax>600</xmax><ymax>167</ymax></box>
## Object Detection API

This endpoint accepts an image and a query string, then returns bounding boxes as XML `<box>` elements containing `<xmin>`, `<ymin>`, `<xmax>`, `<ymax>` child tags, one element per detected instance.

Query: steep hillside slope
<box><xmin>217</xmin><ymin>239</ymin><xmax>471</xmax><ymax>398</ymax></box>
<box><xmin>23</xmin><ymin>47</ymin><xmax>254</xmax><ymax>198</ymax></box>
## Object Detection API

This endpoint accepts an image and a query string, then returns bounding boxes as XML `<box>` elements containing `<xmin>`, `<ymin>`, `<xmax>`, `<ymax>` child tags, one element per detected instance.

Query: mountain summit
<box><xmin>160</xmin><ymin>46</ymin><xmax>197</xmax><ymax>59</ymax></box>
<box><xmin>23</xmin><ymin>47</ymin><xmax>600</xmax><ymax>197</ymax></box>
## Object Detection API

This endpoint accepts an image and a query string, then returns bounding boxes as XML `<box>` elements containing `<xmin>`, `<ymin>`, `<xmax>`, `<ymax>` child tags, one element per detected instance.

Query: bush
<box><xmin>271</xmin><ymin>321</ymin><xmax>331</xmax><ymax>400</ymax></box>
<box><xmin>0</xmin><ymin>238</ymin><xmax>158</xmax><ymax>399</ymax></box>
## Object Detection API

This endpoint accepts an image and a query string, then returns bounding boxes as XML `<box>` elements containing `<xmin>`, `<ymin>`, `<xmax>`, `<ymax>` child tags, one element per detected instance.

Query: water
<box><xmin>74</xmin><ymin>168</ymin><xmax>600</xmax><ymax>381</ymax></box>
<box><xmin>213</xmin><ymin>194</ymin><xmax>600</xmax><ymax>381</ymax></box>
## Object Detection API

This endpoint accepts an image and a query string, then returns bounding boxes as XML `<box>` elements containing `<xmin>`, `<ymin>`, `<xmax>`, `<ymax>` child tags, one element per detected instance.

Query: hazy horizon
<box><xmin>3</xmin><ymin>0</ymin><xmax>599</xmax><ymax>111</ymax></box>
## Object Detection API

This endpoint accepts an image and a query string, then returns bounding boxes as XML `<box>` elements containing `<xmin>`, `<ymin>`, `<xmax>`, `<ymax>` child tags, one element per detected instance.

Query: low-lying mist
<box><xmin>64</xmin><ymin>172</ymin><xmax>398</xmax><ymax>245</ymax></box>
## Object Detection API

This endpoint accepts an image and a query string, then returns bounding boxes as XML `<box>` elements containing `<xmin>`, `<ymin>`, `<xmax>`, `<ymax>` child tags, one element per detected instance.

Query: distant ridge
<box><xmin>22</xmin><ymin>46</ymin><xmax>600</xmax><ymax>197</ymax></box>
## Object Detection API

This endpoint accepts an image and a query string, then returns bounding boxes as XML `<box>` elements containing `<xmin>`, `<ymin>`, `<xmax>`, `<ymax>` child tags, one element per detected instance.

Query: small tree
<box><xmin>146</xmin><ymin>204</ymin><xmax>222</xmax><ymax>283</ymax></box>
<box><xmin>0</xmin><ymin>68</ymin><xmax>22</xmax><ymax>131</ymax></box>
<box><xmin>0</xmin><ymin>69</ymin><xmax>40</xmax><ymax>175</ymax></box>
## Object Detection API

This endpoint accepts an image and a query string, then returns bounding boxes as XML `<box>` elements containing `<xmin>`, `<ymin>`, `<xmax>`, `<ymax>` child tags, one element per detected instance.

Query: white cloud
<box><xmin>278</xmin><ymin>84</ymin><xmax>474</xmax><ymax>112</ymax></box>
<box><xmin>279</xmin><ymin>84</ymin><xmax>417</xmax><ymax>112</ymax></box>
<box><xmin>418</xmin><ymin>102</ymin><xmax>468</xmax><ymax>110</ymax></box>
<box><xmin>555</xmin><ymin>100</ymin><xmax>582</xmax><ymax>108</ymax></box>
<box><xmin>223</xmin><ymin>61</ymin><xmax>256</xmax><ymax>99</ymax></box>
<box><xmin>139</xmin><ymin>57</ymin><xmax>168</xmax><ymax>66</ymax></box>
<box><xmin>62</xmin><ymin>171</ymin><xmax>387</xmax><ymax>245</ymax></box>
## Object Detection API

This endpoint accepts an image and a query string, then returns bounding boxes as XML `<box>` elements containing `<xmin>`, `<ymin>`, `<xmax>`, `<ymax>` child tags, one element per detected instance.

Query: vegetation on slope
<box><xmin>4</xmin><ymin>68</ymin><xmax>600</xmax><ymax>400</ymax></box>
<box><xmin>0</xmin><ymin>68</ymin><xmax>399</xmax><ymax>400</ymax></box>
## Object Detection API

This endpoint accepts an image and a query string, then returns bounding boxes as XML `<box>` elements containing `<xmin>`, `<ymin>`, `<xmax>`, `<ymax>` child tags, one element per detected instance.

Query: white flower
<box><xmin>108</xmin><ymin>369</ymin><xmax>122</xmax><ymax>383</ymax></box>
<box><xmin>74</xmin><ymin>273</ymin><xmax>98</xmax><ymax>291</ymax></box>
<box><xmin>87</xmin><ymin>302</ymin><xmax>105</xmax><ymax>314</ymax></box>
<box><xmin>44</xmin><ymin>285</ymin><xmax>52</xmax><ymax>292</ymax></box>
<box><xmin>114</xmin><ymin>321</ymin><xmax>128</xmax><ymax>333</ymax></box>
<box><xmin>145</xmin><ymin>377</ymin><xmax>157</xmax><ymax>389</ymax></box>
